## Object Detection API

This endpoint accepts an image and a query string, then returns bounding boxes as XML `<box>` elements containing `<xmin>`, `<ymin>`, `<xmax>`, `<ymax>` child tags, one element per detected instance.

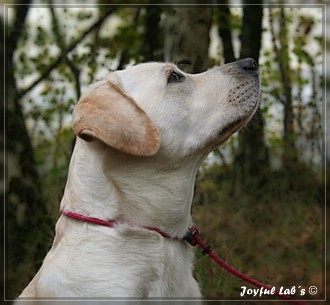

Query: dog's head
<box><xmin>73</xmin><ymin>59</ymin><xmax>260</xmax><ymax>159</ymax></box>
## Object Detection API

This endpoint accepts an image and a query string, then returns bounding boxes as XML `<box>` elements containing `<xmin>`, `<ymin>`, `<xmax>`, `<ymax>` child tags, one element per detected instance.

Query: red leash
<box><xmin>184</xmin><ymin>226</ymin><xmax>308</xmax><ymax>305</ymax></box>
<box><xmin>61</xmin><ymin>210</ymin><xmax>308</xmax><ymax>304</ymax></box>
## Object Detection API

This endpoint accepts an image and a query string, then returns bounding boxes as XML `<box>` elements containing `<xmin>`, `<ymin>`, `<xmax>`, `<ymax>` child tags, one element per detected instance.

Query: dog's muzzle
<box><xmin>227</xmin><ymin>58</ymin><xmax>260</xmax><ymax>114</ymax></box>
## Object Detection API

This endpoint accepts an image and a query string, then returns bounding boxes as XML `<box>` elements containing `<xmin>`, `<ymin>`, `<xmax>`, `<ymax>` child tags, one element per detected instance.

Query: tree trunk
<box><xmin>279</xmin><ymin>8</ymin><xmax>298</xmax><ymax>167</ymax></box>
<box><xmin>5</xmin><ymin>3</ymin><xmax>53</xmax><ymax>298</ymax></box>
<box><xmin>269</xmin><ymin>8</ymin><xmax>298</xmax><ymax>168</ymax></box>
<box><xmin>217</xmin><ymin>2</ymin><xmax>236</xmax><ymax>63</ymax></box>
<box><xmin>235</xmin><ymin>3</ymin><xmax>270</xmax><ymax>193</ymax></box>
<box><xmin>143</xmin><ymin>6</ymin><xmax>163</xmax><ymax>62</ymax></box>
<box><xmin>164</xmin><ymin>4</ymin><xmax>212</xmax><ymax>73</ymax></box>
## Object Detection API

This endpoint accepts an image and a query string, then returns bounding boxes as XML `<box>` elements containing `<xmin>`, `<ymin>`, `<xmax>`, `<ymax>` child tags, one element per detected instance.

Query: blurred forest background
<box><xmin>4</xmin><ymin>0</ymin><xmax>326</xmax><ymax>301</ymax></box>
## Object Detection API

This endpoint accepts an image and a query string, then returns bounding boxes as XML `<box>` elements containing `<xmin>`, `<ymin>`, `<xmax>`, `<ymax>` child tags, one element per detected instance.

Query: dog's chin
<box><xmin>208</xmin><ymin>100</ymin><xmax>260</xmax><ymax>152</ymax></box>
<box><xmin>213</xmin><ymin>120</ymin><xmax>244</xmax><ymax>150</ymax></box>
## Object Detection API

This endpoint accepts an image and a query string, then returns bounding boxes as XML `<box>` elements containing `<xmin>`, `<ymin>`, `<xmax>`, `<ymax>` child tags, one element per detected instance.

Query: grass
<box><xmin>191</xmin><ymin>168</ymin><xmax>324</xmax><ymax>302</ymax></box>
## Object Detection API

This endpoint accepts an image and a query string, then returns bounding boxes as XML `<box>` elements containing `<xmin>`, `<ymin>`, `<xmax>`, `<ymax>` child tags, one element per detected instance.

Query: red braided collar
<box><xmin>60</xmin><ymin>209</ymin><xmax>182</xmax><ymax>240</ymax></box>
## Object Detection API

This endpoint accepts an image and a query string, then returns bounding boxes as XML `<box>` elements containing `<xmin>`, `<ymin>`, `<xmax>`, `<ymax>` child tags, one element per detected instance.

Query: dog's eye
<box><xmin>168</xmin><ymin>71</ymin><xmax>185</xmax><ymax>84</ymax></box>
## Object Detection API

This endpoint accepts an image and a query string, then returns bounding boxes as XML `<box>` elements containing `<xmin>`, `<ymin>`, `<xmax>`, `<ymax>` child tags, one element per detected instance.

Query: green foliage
<box><xmin>34</xmin><ymin>126</ymin><xmax>74</xmax><ymax>215</ymax></box>
<box><xmin>260</xmin><ymin>8</ymin><xmax>322</xmax><ymax>168</ymax></box>
<box><xmin>112</xmin><ymin>9</ymin><xmax>145</xmax><ymax>64</ymax></box>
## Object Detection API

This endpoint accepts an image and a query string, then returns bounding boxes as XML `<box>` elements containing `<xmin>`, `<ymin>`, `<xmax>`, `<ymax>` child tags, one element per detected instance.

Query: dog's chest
<box><xmin>148</xmin><ymin>242</ymin><xmax>201</xmax><ymax>297</ymax></box>
<box><xmin>35</xmin><ymin>228</ymin><xmax>201</xmax><ymax>297</ymax></box>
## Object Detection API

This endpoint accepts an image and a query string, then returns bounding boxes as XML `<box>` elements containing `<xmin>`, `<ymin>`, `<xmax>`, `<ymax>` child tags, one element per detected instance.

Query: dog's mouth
<box><xmin>221</xmin><ymin>118</ymin><xmax>246</xmax><ymax>137</ymax></box>
<box><xmin>214</xmin><ymin>96</ymin><xmax>260</xmax><ymax>148</ymax></box>
<box><xmin>218</xmin><ymin>116</ymin><xmax>250</xmax><ymax>144</ymax></box>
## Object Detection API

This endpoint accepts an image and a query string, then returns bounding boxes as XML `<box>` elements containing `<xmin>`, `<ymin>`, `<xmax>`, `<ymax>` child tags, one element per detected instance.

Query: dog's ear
<box><xmin>73</xmin><ymin>80</ymin><xmax>160</xmax><ymax>156</ymax></box>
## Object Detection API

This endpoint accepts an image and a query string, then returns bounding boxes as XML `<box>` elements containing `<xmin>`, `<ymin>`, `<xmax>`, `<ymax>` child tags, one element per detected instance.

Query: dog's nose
<box><xmin>236</xmin><ymin>58</ymin><xmax>258</xmax><ymax>71</ymax></box>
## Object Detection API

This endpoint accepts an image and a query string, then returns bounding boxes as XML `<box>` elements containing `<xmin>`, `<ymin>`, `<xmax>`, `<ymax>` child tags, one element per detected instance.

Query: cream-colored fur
<box><xmin>17</xmin><ymin>60</ymin><xmax>260</xmax><ymax>301</ymax></box>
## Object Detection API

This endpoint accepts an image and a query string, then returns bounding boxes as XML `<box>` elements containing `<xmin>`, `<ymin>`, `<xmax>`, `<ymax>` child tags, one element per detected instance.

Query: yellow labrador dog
<box><xmin>18</xmin><ymin>59</ymin><xmax>260</xmax><ymax>299</ymax></box>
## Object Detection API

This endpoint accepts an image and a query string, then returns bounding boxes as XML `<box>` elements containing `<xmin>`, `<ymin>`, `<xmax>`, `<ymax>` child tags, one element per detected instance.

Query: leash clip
<box><xmin>183</xmin><ymin>226</ymin><xmax>200</xmax><ymax>246</ymax></box>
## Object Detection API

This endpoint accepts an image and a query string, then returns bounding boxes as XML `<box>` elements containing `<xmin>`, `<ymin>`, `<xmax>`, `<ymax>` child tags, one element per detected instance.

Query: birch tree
<box><xmin>164</xmin><ymin>5</ymin><xmax>212</xmax><ymax>73</ymax></box>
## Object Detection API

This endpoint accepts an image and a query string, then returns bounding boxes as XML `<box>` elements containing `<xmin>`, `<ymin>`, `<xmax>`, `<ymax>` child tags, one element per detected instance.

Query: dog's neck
<box><xmin>60</xmin><ymin>139</ymin><xmax>200</xmax><ymax>238</ymax></box>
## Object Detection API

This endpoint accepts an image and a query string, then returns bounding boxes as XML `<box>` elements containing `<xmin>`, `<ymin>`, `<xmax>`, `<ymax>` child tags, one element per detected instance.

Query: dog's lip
<box><xmin>199</xmin><ymin>116</ymin><xmax>250</xmax><ymax>164</ymax></box>
<box><xmin>218</xmin><ymin>117</ymin><xmax>248</xmax><ymax>143</ymax></box>
<box><xmin>221</xmin><ymin>118</ymin><xmax>246</xmax><ymax>137</ymax></box>
<box><xmin>214</xmin><ymin>97</ymin><xmax>260</xmax><ymax>148</ymax></box>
